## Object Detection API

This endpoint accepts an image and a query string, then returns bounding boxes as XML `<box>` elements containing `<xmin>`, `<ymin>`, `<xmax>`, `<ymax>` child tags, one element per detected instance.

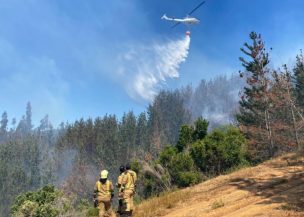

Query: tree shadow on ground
<box><xmin>229</xmin><ymin>155</ymin><xmax>304</xmax><ymax>213</ymax></box>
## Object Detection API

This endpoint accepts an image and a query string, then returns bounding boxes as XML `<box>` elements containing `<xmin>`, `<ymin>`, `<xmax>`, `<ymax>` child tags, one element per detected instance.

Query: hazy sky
<box><xmin>0</xmin><ymin>0</ymin><xmax>303</xmax><ymax>127</ymax></box>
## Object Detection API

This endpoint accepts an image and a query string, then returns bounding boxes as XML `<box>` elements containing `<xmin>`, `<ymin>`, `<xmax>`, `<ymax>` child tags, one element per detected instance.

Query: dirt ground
<box><xmin>134</xmin><ymin>153</ymin><xmax>304</xmax><ymax>217</ymax></box>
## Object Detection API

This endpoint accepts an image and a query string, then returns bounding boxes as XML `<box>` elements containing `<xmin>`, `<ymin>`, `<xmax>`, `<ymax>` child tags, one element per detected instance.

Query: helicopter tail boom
<box><xmin>161</xmin><ymin>14</ymin><xmax>175</xmax><ymax>21</ymax></box>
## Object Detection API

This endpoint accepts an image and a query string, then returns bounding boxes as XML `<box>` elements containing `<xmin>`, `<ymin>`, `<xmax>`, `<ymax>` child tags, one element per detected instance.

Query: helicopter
<box><xmin>161</xmin><ymin>1</ymin><xmax>206</xmax><ymax>29</ymax></box>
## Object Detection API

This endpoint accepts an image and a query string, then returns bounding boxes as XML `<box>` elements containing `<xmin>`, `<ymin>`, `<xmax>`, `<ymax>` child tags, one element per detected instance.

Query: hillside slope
<box><xmin>134</xmin><ymin>153</ymin><xmax>304</xmax><ymax>217</ymax></box>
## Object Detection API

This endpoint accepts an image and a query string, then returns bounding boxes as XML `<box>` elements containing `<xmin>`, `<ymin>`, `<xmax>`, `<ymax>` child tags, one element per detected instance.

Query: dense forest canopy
<box><xmin>0</xmin><ymin>75</ymin><xmax>242</xmax><ymax>216</ymax></box>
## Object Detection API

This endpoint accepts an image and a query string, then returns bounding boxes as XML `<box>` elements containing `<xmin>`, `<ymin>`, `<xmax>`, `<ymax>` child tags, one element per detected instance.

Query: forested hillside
<box><xmin>1</xmin><ymin>32</ymin><xmax>304</xmax><ymax>217</ymax></box>
<box><xmin>0</xmin><ymin>75</ymin><xmax>241</xmax><ymax>216</ymax></box>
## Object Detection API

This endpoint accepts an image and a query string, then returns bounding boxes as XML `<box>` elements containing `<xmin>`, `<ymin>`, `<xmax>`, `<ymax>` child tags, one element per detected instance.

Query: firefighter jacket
<box><xmin>94</xmin><ymin>179</ymin><xmax>114</xmax><ymax>202</ymax></box>
<box><xmin>122</xmin><ymin>170</ymin><xmax>137</xmax><ymax>191</ymax></box>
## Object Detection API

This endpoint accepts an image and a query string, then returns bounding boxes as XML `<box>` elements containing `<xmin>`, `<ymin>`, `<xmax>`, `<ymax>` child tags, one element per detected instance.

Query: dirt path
<box><xmin>135</xmin><ymin>153</ymin><xmax>304</xmax><ymax>217</ymax></box>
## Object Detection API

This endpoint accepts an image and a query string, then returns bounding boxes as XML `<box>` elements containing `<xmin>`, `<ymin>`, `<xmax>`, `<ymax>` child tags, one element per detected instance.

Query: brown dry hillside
<box><xmin>134</xmin><ymin>153</ymin><xmax>304</xmax><ymax>217</ymax></box>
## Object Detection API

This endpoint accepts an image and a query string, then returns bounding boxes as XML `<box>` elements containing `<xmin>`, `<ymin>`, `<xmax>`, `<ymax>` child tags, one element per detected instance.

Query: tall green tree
<box><xmin>0</xmin><ymin>111</ymin><xmax>8</xmax><ymax>137</ymax></box>
<box><xmin>136</xmin><ymin>112</ymin><xmax>149</xmax><ymax>151</ymax></box>
<box><xmin>120</xmin><ymin>111</ymin><xmax>137</xmax><ymax>159</ymax></box>
<box><xmin>192</xmin><ymin>117</ymin><xmax>209</xmax><ymax>141</ymax></box>
<box><xmin>26</xmin><ymin>102</ymin><xmax>33</xmax><ymax>132</ymax></box>
<box><xmin>147</xmin><ymin>90</ymin><xmax>191</xmax><ymax>155</ymax></box>
<box><xmin>237</xmin><ymin>32</ymin><xmax>274</xmax><ymax>160</ymax></box>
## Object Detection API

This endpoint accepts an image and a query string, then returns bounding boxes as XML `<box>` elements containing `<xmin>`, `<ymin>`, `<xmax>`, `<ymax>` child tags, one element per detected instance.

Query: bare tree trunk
<box><xmin>287</xmin><ymin>86</ymin><xmax>301</xmax><ymax>150</ymax></box>
<box><xmin>291</xmin><ymin>107</ymin><xmax>300</xmax><ymax>150</ymax></box>
<box><xmin>265</xmin><ymin>109</ymin><xmax>274</xmax><ymax>157</ymax></box>
<box><xmin>288</xmin><ymin>96</ymin><xmax>301</xmax><ymax>150</ymax></box>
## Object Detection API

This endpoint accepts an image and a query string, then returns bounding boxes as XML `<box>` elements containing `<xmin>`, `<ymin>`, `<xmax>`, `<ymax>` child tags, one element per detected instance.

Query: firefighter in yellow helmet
<box><xmin>116</xmin><ymin>165</ymin><xmax>125</xmax><ymax>215</ymax></box>
<box><xmin>121</xmin><ymin>163</ymin><xmax>137</xmax><ymax>216</ymax></box>
<box><xmin>93</xmin><ymin>170</ymin><xmax>116</xmax><ymax>217</ymax></box>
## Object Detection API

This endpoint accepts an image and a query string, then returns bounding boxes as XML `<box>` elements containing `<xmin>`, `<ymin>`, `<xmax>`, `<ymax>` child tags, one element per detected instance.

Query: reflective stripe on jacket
<box><xmin>94</xmin><ymin>180</ymin><xmax>113</xmax><ymax>201</ymax></box>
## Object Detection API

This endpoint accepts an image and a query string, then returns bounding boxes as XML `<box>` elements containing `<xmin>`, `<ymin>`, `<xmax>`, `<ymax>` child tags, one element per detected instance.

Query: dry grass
<box><xmin>133</xmin><ymin>152</ymin><xmax>304</xmax><ymax>217</ymax></box>
<box><xmin>210</xmin><ymin>199</ymin><xmax>224</xmax><ymax>210</ymax></box>
<box><xmin>133</xmin><ymin>189</ymin><xmax>191</xmax><ymax>217</ymax></box>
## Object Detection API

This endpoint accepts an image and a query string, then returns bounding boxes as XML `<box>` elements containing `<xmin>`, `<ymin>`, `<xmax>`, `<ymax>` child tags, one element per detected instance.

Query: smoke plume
<box><xmin>119</xmin><ymin>35</ymin><xmax>191</xmax><ymax>102</ymax></box>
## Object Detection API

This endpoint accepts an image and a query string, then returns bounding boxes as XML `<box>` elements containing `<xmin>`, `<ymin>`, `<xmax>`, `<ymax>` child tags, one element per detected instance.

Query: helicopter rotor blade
<box><xmin>172</xmin><ymin>22</ymin><xmax>181</xmax><ymax>28</ymax></box>
<box><xmin>188</xmin><ymin>1</ymin><xmax>206</xmax><ymax>15</ymax></box>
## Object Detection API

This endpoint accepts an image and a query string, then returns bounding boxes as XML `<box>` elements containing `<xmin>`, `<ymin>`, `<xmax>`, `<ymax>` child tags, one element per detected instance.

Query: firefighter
<box><xmin>93</xmin><ymin>170</ymin><xmax>116</xmax><ymax>217</ymax></box>
<box><xmin>121</xmin><ymin>163</ymin><xmax>137</xmax><ymax>216</ymax></box>
<box><xmin>116</xmin><ymin>165</ymin><xmax>125</xmax><ymax>215</ymax></box>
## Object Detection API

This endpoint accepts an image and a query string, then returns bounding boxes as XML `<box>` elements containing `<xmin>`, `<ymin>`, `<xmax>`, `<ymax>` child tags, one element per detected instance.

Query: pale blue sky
<box><xmin>0</xmin><ymin>0</ymin><xmax>303</xmax><ymax>127</ymax></box>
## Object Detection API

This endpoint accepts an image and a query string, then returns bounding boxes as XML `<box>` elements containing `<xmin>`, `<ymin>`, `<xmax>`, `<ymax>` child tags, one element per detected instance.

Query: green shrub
<box><xmin>150</xmin><ymin>123</ymin><xmax>247</xmax><ymax>196</ymax></box>
<box><xmin>19</xmin><ymin>201</ymin><xmax>38</xmax><ymax>216</ymax></box>
<box><xmin>10</xmin><ymin>185</ymin><xmax>80</xmax><ymax>217</ymax></box>
<box><xmin>176</xmin><ymin>125</ymin><xmax>194</xmax><ymax>152</ymax></box>
<box><xmin>192</xmin><ymin>117</ymin><xmax>209</xmax><ymax>141</ymax></box>
<box><xmin>142</xmin><ymin>177</ymin><xmax>155</xmax><ymax>197</ymax></box>
<box><xmin>11</xmin><ymin>185</ymin><xmax>60</xmax><ymax>215</ymax></box>
<box><xmin>168</xmin><ymin>153</ymin><xmax>201</xmax><ymax>187</ymax></box>
<box><xmin>158</xmin><ymin>146</ymin><xmax>177</xmax><ymax>167</ymax></box>
<box><xmin>190</xmin><ymin>126</ymin><xmax>247</xmax><ymax>174</ymax></box>
<box><xmin>35</xmin><ymin>204</ymin><xmax>59</xmax><ymax>217</ymax></box>
<box><xmin>176</xmin><ymin>171</ymin><xmax>201</xmax><ymax>187</ymax></box>
<box><xmin>169</xmin><ymin>153</ymin><xmax>195</xmax><ymax>175</ymax></box>
<box><xmin>189</xmin><ymin>140</ymin><xmax>207</xmax><ymax>171</ymax></box>
<box><xmin>176</xmin><ymin>118</ymin><xmax>209</xmax><ymax>152</ymax></box>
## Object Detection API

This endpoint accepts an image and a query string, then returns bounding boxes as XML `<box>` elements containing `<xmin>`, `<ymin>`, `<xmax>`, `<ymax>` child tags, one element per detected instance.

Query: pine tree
<box><xmin>120</xmin><ymin>111</ymin><xmax>137</xmax><ymax>158</ymax></box>
<box><xmin>136</xmin><ymin>112</ymin><xmax>149</xmax><ymax>152</ymax></box>
<box><xmin>26</xmin><ymin>102</ymin><xmax>33</xmax><ymax>131</ymax></box>
<box><xmin>0</xmin><ymin>111</ymin><xmax>8</xmax><ymax>137</ymax></box>
<box><xmin>84</xmin><ymin>118</ymin><xmax>94</xmax><ymax>154</ymax></box>
<box><xmin>237</xmin><ymin>32</ymin><xmax>274</xmax><ymax>160</ymax></box>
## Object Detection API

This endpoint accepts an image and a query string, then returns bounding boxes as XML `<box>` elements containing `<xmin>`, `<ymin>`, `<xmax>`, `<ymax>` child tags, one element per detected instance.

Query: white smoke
<box><xmin>118</xmin><ymin>35</ymin><xmax>191</xmax><ymax>101</ymax></box>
